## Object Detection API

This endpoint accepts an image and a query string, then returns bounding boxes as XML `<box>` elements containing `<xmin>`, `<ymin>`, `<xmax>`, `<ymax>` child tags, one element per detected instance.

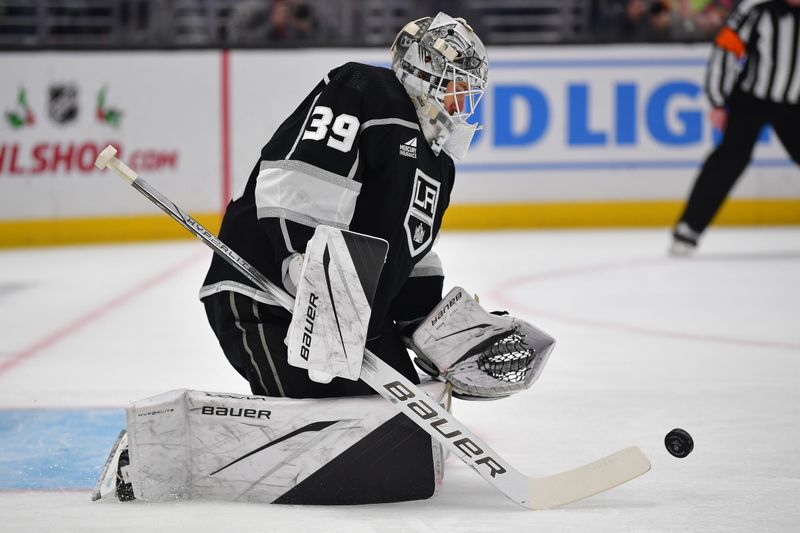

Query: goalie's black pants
<box><xmin>203</xmin><ymin>290</ymin><xmax>422</xmax><ymax>398</ymax></box>
<box><xmin>202</xmin><ymin>290</ymin><xmax>439</xmax><ymax>504</ymax></box>
<box><xmin>676</xmin><ymin>92</ymin><xmax>800</xmax><ymax>235</ymax></box>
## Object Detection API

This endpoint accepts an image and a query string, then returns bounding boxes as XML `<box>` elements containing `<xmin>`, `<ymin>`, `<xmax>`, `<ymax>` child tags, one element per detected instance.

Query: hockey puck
<box><xmin>665</xmin><ymin>428</ymin><xmax>694</xmax><ymax>458</ymax></box>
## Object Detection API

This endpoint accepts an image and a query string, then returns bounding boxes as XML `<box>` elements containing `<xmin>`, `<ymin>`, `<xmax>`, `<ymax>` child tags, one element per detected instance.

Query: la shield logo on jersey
<box><xmin>404</xmin><ymin>169</ymin><xmax>439</xmax><ymax>257</ymax></box>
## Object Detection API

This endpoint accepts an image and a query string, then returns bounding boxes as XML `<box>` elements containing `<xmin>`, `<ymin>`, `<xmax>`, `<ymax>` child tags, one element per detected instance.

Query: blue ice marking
<box><xmin>0</xmin><ymin>408</ymin><xmax>125</xmax><ymax>490</ymax></box>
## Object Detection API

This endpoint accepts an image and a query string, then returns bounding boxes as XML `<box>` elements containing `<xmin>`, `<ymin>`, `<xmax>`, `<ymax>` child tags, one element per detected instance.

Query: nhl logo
<box><xmin>48</xmin><ymin>84</ymin><xmax>78</xmax><ymax>125</ymax></box>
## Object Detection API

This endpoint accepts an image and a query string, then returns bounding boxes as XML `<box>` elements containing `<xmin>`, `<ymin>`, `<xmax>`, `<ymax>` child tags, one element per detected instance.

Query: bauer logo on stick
<box><xmin>383</xmin><ymin>380</ymin><xmax>507</xmax><ymax>478</ymax></box>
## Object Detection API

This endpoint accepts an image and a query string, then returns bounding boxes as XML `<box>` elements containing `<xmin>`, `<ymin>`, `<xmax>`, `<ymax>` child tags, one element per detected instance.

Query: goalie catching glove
<box><xmin>407</xmin><ymin>287</ymin><xmax>555</xmax><ymax>400</ymax></box>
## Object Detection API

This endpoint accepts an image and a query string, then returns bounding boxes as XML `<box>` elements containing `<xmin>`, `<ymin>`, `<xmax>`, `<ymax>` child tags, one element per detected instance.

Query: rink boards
<box><xmin>1</xmin><ymin>45</ymin><xmax>799</xmax><ymax>246</ymax></box>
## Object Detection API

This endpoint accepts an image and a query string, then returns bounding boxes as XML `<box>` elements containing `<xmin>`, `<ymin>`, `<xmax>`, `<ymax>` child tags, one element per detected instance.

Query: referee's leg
<box><xmin>677</xmin><ymin>100</ymin><xmax>767</xmax><ymax>234</ymax></box>
<box><xmin>771</xmin><ymin>104</ymin><xmax>800</xmax><ymax>165</ymax></box>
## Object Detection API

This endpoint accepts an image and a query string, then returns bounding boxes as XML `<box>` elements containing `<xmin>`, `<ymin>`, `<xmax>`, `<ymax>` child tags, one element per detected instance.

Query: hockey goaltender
<box><xmin>92</xmin><ymin>13</ymin><xmax>562</xmax><ymax>506</ymax></box>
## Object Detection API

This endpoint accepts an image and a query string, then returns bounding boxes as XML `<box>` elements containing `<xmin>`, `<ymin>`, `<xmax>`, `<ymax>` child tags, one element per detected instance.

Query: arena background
<box><xmin>2</xmin><ymin>0</ymin><xmax>798</xmax><ymax>247</ymax></box>
<box><xmin>3</xmin><ymin>4</ymin><xmax>800</xmax><ymax>532</ymax></box>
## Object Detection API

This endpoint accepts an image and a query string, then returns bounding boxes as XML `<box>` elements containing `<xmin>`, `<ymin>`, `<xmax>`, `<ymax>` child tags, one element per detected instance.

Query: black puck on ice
<box><xmin>665</xmin><ymin>428</ymin><xmax>694</xmax><ymax>458</ymax></box>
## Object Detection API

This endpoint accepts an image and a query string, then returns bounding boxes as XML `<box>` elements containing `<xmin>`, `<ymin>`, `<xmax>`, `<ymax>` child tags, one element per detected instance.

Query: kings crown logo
<box><xmin>413</xmin><ymin>223</ymin><xmax>425</xmax><ymax>244</ymax></box>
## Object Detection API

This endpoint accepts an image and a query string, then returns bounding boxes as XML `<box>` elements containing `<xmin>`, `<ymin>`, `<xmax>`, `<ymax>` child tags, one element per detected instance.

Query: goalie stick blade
<box><xmin>527</xmin><ymin>446</ymin><xmax>651</xmax><ymax>510</ymax></box>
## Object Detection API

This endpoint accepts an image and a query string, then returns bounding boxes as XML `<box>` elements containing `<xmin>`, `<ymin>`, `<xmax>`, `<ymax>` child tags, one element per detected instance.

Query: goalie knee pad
<box><xmin>408</xmin><ymin>287</ymin><xmax>555</xmax><ymax>400</ymax></box>
<box><xmin>109</xmin><ymin>383</ymin><xmax>448</xmax><ymax>504</ymax></box>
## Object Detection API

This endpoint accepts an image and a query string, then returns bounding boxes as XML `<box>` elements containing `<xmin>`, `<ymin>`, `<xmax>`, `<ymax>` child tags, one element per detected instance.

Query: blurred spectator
<box><xmin>594</xmin><ymin>0</ymin><xmax>731</xmax><ymax>42</ymax></box>
<box><xmin>0</xmin><ymin>2</ymin><xmax>37</xmax><ymax>45</ymax></box>
<box><xmin>227</xmin><ymin>0</ymin><xmax>314</xmax><ymax>45</ymax></box>
<box><xmin>151</xmin><ymin>0</ymin><xmax>209</xmax><ymax>46</ymax></box>
<box><xmin>684</xmin><ymin>0</ymin><xmax>733</xmax><ymax>36</ymax></box>
<box><xmin>407</xmin><ymin>0</ymin><xmax>484</xmax><ymax>36</ymax></box>
<box><xmin>643</xmin><ymin>0</ymin><xmax>674</xmax><ymax>39</ymax></box>
<box><xmin>594</xmin><ymin>0</ymin><xmax>672</xmax><ymax>41</ymax></box>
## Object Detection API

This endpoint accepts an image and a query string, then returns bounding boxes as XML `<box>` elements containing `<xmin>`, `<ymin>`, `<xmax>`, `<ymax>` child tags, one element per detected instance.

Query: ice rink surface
<box><xmin>1</xmin><ymin>227</ymin><xmax>799</xmax><ymax>532</ymax></box>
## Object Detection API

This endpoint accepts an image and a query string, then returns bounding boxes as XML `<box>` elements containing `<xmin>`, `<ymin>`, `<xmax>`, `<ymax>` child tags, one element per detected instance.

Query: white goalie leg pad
<box><xmin>124</xmin><ymin>382</ymin><xmax>447</xmax><ymax>503</ymax></box>
<box><xmin>287</xmin><ymin>225</ymin><xmax>388</xmax><ymax>383</ymax></box>
<box><xmin>410</xmin><ymin>287</ymin><xmax>555</xmax><ymax>400</ymax></box>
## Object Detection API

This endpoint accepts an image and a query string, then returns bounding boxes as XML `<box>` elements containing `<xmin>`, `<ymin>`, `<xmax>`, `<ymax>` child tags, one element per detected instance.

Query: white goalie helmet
<box><xmin>390</xmin><ymin>12</ymin><xmax>489</xmax><ymax>160</ymax></box>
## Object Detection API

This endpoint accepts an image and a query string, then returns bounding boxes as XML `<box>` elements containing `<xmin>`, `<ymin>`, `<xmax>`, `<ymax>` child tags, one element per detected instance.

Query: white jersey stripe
<box><xmin>199</xmin><ymin>281</ymin><xmax>282</xmax><ymax>307</ymax></box>
<box><xmin>707</xmin><ymin>48</ymin><xmax>726</xmax><ymax>107</ymax></box>
<box><xmin>787</xmin><ymin>27</ymin><xmax>800</xmax><ymax>103</ymax></box>
<box><xmin>347</xmin><ymin>150</ymin><xmax>360</xmax><ymax>180</ymax></box>
<box><xmin>279</xmin><ymin>218</ymin><xmax>296</xmax><ymax>253</ymax></box>
<box><xmin>360</xmin><ymin>117</ymin><xmax>420</xmax><ymax>132</ymax></box>
<box><xmin>753</xmin><ymin>14</ymin><xmax>774</xmax><ymax>99</ymax></box>
<box><xmin>737</xmin><ymin>14</ymin><xmax>760</xmax><ymax>94</ymax></box>
<box><xmin>409</xmin><ymin>251</ymin><xmax>443</xmax><ymax>278</ymax></box>
<box><xmin>253</xmin><ymin>301</ymin><xmax>286</xmax><ymax>397</ymax></box>
<box><xmin>255</xmin><ymin>160</ymin><xmax>361</xmax><ymax>230</ymax></box>
<box><xmin>286</xmin><ymin>91</ymin><xmax>323</xmax><ymax>160</ymax></box>
<box><xmin>770</xmin><ymin>15</ymin><xmax>795</xmax><ymax>101</ymax></box>
<box><xmin>229</xmin><ymin>292</ymin><xmax>270</xmax><ymax>395</ymax></box>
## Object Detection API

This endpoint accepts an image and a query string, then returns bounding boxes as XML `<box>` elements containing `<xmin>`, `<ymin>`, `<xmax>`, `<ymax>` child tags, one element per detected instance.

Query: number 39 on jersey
<box><xmin>301</xmin><ymin>106</ymin><xmax>360</xmax><ymax>153</ymax></box>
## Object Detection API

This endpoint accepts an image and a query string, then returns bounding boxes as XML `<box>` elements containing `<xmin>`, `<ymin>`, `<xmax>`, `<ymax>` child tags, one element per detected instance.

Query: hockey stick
<box><xmin>95</xmin><ymin>145</ymin><xmax>650</xmax><ymax>510</ymax></box>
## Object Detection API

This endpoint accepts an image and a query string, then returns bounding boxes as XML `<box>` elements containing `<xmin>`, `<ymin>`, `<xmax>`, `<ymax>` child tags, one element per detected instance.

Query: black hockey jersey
<box><xmin>201</xmin><ymin>62</ymin><xmax>455</xmax><ymax>337</ymax></box>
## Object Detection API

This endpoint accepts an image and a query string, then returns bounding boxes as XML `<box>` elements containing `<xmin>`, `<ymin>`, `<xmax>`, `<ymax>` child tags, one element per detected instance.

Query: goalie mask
<box><xmin>390</xmin><ymin>12</ymin><xmax>489</xmax><ymax>160</ymax></box>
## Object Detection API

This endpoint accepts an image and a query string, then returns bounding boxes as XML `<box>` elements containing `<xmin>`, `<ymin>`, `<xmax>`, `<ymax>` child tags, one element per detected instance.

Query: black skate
<box><xmin>670</xmin><ymin>222</ymin><xmax>699</xmax><ymax>256</ymax></box>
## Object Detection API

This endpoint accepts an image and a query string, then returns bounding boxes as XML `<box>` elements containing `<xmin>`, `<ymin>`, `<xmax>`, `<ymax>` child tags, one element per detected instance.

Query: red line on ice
<box><xmin>0</xmin><ymin>250</ymin><xmax>206</xmax><ymax>376</ymax></box>
<box><xmin>489</xmin><ymin>256</ymin><xmax>800</xmax><ymax>352</ymax></box>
